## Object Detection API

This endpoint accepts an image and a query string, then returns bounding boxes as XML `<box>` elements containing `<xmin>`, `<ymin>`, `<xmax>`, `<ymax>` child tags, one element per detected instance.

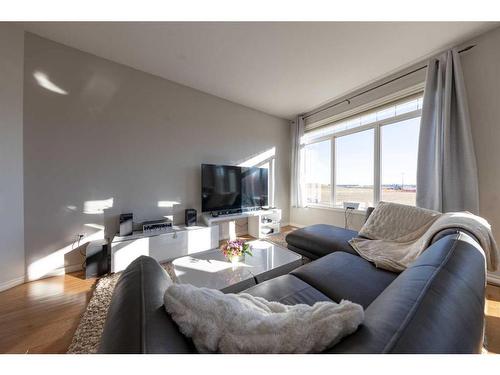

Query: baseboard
<box><xmin>26</xmin><ymin>263</ymin><xmax>83</xmax><ymax>282</ymax></box>
<box><xmin>0</xmin><ymin>275</ymin><xmax>25</xmax><ymax>292</ymax></box>
<box><xmin>0</xmin><ymin>263</ymin><xmax>83</xmax><ymax>292</ymax></box>
<box><xmin>487</xmin><ymin>273</ymin><xmax>500</xmax><ymax>286</ymax></box>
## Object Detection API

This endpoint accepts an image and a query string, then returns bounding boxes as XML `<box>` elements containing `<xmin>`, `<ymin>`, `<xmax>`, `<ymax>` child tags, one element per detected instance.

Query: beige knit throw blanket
<box><xmin>349</xmin><ymin>201</ymin><xmax>499</xmax><ymax>273</ymax></box>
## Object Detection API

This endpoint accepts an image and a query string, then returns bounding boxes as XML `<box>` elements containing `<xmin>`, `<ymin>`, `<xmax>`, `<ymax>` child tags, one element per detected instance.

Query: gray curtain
<box><xmin>290</xmin><ymin>116</ymin><xmax>304</xmax><ymax>207</ymax></box>
<box><xmin>416</xmin><ymin>48</ymin><xmax>479</xmax><ymax>214</ymax></box>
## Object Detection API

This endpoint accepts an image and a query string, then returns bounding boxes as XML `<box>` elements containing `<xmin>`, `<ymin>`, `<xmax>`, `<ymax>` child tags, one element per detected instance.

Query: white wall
<box><xmin>461</xmin><ymin>26</ymin><xmax>500</xmax><ymax>282</ymax></box>
<box><xmin>23</xmin><ymin>33</ymin><xmax>291</xmax><ymax>281</ymax></box>
<box><xmin>0</xmin><ymin>24</ymin><xmax>25</xmax><ymax>291</ymax></box>
<box><xmin>290</xmin><ymin>207</ymin><xmax>366</xmax><ymax>231</ymax></box>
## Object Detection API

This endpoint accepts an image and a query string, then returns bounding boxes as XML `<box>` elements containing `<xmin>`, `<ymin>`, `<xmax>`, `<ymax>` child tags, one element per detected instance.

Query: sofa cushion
<box><xmin>286</xmin><ymin>224</ymin><xmax>358</xmax><ymax>259</ymax></box>
<box><xmin>290</xmin><ymin>251</ymin><xmax>398</xmax><ymax>308</ymax></box>
<box><xmin>242</xmin><ymin>274</ymin><xmax>332</xmax><ymax>305</ymax></box>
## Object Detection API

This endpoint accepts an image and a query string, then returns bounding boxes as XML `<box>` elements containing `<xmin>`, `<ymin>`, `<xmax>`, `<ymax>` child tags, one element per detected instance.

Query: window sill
<box><xmin>300</xmin><ymin>204</ymin><xmax>367</xmax><ymax>215</ymax></box>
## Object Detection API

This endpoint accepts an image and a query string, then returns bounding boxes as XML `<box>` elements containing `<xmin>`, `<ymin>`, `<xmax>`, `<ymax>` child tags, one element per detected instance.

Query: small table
<box><xmin>171</xmin><ymin>240</ymin><xmax>303</xmax><ymax>293</ymax></box>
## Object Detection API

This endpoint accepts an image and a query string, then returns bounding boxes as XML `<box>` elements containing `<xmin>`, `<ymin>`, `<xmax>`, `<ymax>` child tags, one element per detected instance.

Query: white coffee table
<box><xmin>171</xmin><ymin>240</ymin><xmax>303</xmax><ymax>293</ymax></box>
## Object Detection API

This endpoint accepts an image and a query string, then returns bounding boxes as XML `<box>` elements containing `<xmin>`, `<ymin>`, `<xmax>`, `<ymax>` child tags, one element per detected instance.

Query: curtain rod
<box><xmin>302</xmin><ymin>44</ymin><xmax>476</xmax><ymax>120</ymax></box>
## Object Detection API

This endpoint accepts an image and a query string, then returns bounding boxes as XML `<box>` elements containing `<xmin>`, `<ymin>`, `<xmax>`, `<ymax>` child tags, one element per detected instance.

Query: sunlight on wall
<box><xmin>238</xmin><ymin>147</ymin><xmax>276</xmax><ymax>207</ymax></box>
<box><xmin>238</xmin><ymin>147</ymin><xmax>276</xmax><ymax>167</ymax></box>
<box><xmin>158</xmin><ymin>200</ymin><xmax>180</xmax><ymax>208</ymax></box>
<box><xmin>33</xmin><ymin>71</ymin><xmax>68</xmax><ymax>95</ymax></box>
<box><xmin>27</xmin><ymin>227</ymin><xmax>104</xmax><ymax>281</ymax></box>
<box><xmin>84</xmin><ymin>223</ymin><xmax>105</xmax><ymax>230</ymax></box>
<box><xmin>83</xmin><ymin>198</ymin><xmax>114</xmax><ymax>214</ymax></box>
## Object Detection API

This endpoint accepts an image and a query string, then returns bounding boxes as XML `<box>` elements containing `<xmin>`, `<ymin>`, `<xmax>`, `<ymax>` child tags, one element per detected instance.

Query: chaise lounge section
<box><xmin>285</xmin><ymin>224</ymin><xmax>359</xmax><ymax>259</ymax></box>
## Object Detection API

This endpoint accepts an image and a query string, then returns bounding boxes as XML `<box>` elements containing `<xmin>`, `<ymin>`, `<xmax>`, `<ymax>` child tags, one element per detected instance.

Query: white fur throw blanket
<box><xmin>164</xmin><ymin>283</ymin><xmax>364</xmax><ymax>353</ymax></box>
<box><xmin>349</xmin><ymin>201</ymin><xmax>499</xmax><ymax>272</ymax></box>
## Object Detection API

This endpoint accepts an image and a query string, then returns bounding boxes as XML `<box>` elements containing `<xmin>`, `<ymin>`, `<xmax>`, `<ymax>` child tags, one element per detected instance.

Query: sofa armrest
<box><xmin>99</xmin><ymin>256</ymin><xmax>196</xmax><ymax>353</ymax></box>
<box><xmin>329</xmin><ymin>233</ymin><xmax>486</xmax><ymax>353</ymax></box>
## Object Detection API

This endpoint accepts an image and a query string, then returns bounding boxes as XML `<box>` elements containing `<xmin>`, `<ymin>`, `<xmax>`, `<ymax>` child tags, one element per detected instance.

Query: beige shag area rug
<box><xmin>266</xmin><ymin>231</ymin><xmax>289</xmax><ymax>249</ymax></box>
<box><xmin>67</xmin><ymin>232</ymin><xmax>294</xmax><ymax>354</ymax></box>
<box><xmin>67</xmin><ymin>273</ymin><xmax>121</xmax><ymax>353</ymax></box>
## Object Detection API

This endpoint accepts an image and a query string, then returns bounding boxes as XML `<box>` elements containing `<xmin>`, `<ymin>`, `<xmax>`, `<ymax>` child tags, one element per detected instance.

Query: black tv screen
<box><xmin>242</xmin><ymin>167</ymin><xmax>268</xmax><ymax>208</ymax></box>
<box><xmin>201</xmin><ymin>164</ymin><xmax>269</xmax><ymax>212</ymax></box>
<box><xmin>202</xmin><ymin>164</ymin><xmax>242</xmax><ymax>212</ymax></box>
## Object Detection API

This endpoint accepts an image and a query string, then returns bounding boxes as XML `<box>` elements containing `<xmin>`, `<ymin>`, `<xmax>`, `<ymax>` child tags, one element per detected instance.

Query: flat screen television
<box><xmin>202</xmin><ymin>164</ymin><xmax>242</xmax><ymax>213</ymax></box>
<box><xmin>201</xmin><ymin>164</ymin><xmax>268</xmax><ymax>213</ymax></box>
<box><xmin>241</xmin><ymin>166</ymin><xmax>268</xmax><ymax>208</ymax></box>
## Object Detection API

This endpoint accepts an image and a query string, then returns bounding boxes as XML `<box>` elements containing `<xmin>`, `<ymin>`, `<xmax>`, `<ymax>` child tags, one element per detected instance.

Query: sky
<box><xmin>304</xmin><ymin>116</ymin><xmax>420</xmax><ymax>186</ymax></box>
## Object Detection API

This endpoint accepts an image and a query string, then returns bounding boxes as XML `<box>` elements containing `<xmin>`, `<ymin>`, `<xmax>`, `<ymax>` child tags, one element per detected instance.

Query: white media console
<box><xmin>109</xmin><ymin>209</ymin><xmax>281</xmax><ymax>273</ymax></box>
<box><xmin>201</xmin><ymin>208</ymin><xmax>282</xmax><ymax>240</ymax></box>
<box><xmin>110</xmin><ymin>224</ymin><xmax>219</xmax><ymax>273</ymax></box>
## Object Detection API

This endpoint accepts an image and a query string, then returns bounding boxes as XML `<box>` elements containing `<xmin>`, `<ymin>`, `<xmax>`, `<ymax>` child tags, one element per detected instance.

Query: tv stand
<box><xmin>202</xmin><ymin>208</ymin><xmax>281</xmax><ymax>240</ymax></box>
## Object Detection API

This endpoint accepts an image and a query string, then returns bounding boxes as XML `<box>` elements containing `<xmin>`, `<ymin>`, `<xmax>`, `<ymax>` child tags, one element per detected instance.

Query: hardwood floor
<box><xmin>0</xmin><ymin>271</ymin><xmax>97</xmax><ymax>353</ymax></box>
<box><xmin>485</xmin><ymin>285</ymin><xmax>500</xmax><ymax>353</ymax></box>
<box><xmin>0</xmin><ymin>226</ymin><xmax>499</xmax><ymax>354</ymax></box>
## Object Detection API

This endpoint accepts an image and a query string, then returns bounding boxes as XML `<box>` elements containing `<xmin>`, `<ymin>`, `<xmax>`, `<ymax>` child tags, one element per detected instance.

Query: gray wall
<box><xmin>0</xmin><ymin>24</ymin><xmax>25</xmax><ymax>290</ymax></box>
<box><xmin>24</xmin><ymin>33</ymin><xmax>290</xmax><ymax>280</ymax></box>
<box><xmin>461</xmin><ymin>26</ymin><xmax>500</xmax><ymax>281</ymax></box>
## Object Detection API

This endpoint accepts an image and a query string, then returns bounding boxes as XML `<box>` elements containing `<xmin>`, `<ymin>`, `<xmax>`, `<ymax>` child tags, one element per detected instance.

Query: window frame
<box><xmin>301</xmin><ymin>97</ymin><xmax>423</xmax><ymax>211</ymax></box>
<box><xmin>301</xmin><ymin>138</ymin><xmax>333</xmax><ymax>207</ymax></box>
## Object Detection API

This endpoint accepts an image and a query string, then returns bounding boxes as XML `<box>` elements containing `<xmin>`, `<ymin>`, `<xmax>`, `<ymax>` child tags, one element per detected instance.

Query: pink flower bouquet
<box><xmin>221</xmin><ymin>239</ymin><xmax>252</xmax><ymax>263</ymax></box>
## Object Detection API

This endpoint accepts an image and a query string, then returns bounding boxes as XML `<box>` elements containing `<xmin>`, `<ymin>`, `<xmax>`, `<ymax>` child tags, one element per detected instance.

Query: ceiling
<box><xmin>22</xmin><ymin>22</ymin><xmax>498</xmax><ymax>119</ymax></box>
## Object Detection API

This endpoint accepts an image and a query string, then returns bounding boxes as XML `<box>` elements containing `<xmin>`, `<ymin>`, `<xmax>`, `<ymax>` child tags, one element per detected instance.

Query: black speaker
<box><xmin>119</xmin><ymin>213</ymin><xmax>133</xmax><ymax>236</ymax></box>
<box><xmin>85</xmin><ymin>240</ymin><xmax>109</xmax><ymax>278</ymax></box>
<box><xmin>185</xmin><ymin>209</ymin><xmax>197</xmax><ymax>226</ymax></box>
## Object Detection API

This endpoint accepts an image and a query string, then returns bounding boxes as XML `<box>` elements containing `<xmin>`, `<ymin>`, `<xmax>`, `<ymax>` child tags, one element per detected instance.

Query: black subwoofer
<box><xmin>185</xmin><ymin>208</ymin><xmax>197</xmax><ymax>226</ymax></box>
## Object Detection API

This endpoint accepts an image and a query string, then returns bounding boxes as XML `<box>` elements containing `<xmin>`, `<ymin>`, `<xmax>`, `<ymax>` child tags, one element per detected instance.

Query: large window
<box><xmin>381</xmin><ymin>117</ymin><xmax>420</xmax><ymax>206</ymax></box>
<box><xmin>335</xmin><ymin>129</ymin><xmax>374</xmax><ymax>209</ymax></box>
<box><xmin>302</xmin><ymin>94</ymin><xmax>422</xmax><ymax>209</ymax></box>
<box><xmin>302</xmin><ymin>140</ymin><xmax>331</xmax><ymax>205</ymax></box>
